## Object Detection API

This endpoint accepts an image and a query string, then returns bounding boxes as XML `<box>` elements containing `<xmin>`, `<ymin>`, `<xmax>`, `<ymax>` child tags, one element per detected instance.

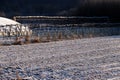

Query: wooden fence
<box><xmin>0</xmin><ymin>16</ymin><xmax>120</xmax><ymax>45</ymax></box>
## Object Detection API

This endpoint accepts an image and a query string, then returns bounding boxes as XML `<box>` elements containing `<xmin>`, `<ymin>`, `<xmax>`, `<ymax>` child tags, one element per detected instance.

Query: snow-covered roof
<box><xmin>0</xmin><ymin>17</ymin><xmax>20</xmax><ymax>26</ymax></box>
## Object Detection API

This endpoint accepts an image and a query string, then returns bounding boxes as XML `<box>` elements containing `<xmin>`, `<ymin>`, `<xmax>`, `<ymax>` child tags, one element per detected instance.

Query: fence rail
<box><xmin>14</xmin><ymin>16</ymin><xmax>109</xmax><ymax>24</ymax></box>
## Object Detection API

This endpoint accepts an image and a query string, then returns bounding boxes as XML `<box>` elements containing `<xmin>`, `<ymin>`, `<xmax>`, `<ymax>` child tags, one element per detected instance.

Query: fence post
<box><xmin>9</xmin><ymin>25</ymin><xmax>11</xmax><ymax>39</ymax></box>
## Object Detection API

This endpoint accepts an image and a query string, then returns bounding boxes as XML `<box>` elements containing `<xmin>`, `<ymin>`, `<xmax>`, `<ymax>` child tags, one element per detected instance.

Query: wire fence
<box><xmin>0</xmin><ymin>24</ymin><xmax>32</xmax><ymax>45</ymax></box>
<box><xmin>29</xmin><ymin>23</ymin><xmax>120</xmax><ymax>39</ymax></box>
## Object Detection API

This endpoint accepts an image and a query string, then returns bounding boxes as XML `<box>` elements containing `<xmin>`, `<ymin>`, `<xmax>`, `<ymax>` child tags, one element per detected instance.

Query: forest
<box><xmin>0</xmin><ymin>0</ymin><xmax>120</xmax><ymax>22</ymax></box>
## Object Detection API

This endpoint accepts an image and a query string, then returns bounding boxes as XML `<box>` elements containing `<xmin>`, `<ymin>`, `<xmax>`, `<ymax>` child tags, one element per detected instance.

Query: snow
<box><xmin>0</xmin><ymin>17</ymin><xmax>19</xmax><ymax>26</ymax></box>
<box><xmin>0</xmin><ymin>17</ymin><xmax>32</xmax><ymax>36</ymax></box>
<box><xmin>0</xmin><ymin>36</ymin><xmax>120</xmax><ymax>79</ymax></box>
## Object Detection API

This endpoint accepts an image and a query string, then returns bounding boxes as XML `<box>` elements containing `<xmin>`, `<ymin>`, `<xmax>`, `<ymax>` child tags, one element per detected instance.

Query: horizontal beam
<box><xmin>14</xmin><ymin>16</ymin><xmax>109</xmax><ymax>20</ymax></box>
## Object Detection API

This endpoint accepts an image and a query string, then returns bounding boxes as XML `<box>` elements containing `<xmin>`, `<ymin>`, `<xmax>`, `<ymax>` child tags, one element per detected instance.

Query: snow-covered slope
<box><xmin>0</xmin><ymin>17</ymin><xmax>19</xmax><ymax>25</ymax></box>
<box><xmin>0</xmin><ymin>36</ymin><xmax>120</xmax><ymax>79</ymax></box>
<box><xmin>0</xmin><ymin>17</ymin><xmax>32</xmax><ymax>36</ymax></box>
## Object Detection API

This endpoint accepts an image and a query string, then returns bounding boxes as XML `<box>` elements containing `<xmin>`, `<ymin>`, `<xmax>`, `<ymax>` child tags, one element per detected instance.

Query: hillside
<box><xmin>0</xmin><ymin>36</ymin><xmax>120</xmax><ymax>79</ymax></box>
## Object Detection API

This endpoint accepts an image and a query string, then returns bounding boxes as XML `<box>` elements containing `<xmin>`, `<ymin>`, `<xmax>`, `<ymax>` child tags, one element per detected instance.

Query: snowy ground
<box><xmin>0</xmin><ymin>36</ymin><xmax>120</xmax><ymax>80</ymax></box>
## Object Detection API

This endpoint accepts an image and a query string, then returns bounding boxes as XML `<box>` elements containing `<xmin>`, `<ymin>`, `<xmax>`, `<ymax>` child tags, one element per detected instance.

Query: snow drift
<box><xmin>0</xmin><ymin>17</ymin><xmax>32</xmax><ymax>36</ymax></box>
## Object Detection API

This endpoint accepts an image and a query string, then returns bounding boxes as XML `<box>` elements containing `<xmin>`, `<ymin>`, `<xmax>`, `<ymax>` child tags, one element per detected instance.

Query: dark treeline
<box><xmin>0</xmin><ymin>0</ymin><xmax>78</xmax><ymax>18</ymax></box>
<box><xmin>0</xmin><ymin>0</ymin><xmax>120</xmax><ymax>22</ymax></box>
<box><xmin>73</xmin><ymin>0</ymin><xmax>120</xmax><ymax>22</ymax></box>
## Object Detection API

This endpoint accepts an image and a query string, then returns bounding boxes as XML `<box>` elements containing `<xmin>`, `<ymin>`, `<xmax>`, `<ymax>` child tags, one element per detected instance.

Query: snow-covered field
<box><xmin>0</xmin><ymin>36</ymin><xmax>120</xmax><ymax>80</ymax></box>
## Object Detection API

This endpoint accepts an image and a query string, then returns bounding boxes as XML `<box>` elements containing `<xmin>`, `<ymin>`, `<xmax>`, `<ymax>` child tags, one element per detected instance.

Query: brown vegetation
<box><xmin>0</xmin><ymin>32</ymin><xmax>86</xmax><ymax>46</ymax></box>
<box><xmin>24</xmin><ymin>35</ymin><xmax>31</xmax><ymax>44</ymax></box>
<box><xmin>58</xmin><ymin>32</ymin><xmax>63</xmax><ymax>40</ymax></box>
<box><xmin>13</xmin><ymin>37</ymin><xmax>24</xmax><ymax>45</ymax></box>
<box><xmin>31</xmin><ymin>36</ymin><xmax>41</xmax><ymax>43</ymax></box>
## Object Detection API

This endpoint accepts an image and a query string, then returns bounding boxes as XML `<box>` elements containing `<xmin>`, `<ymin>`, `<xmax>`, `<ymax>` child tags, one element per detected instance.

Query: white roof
<box><xmin>0</xmin><ymin>17</ymin><xmax>20</xmax><ymax>26</ymax></box>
